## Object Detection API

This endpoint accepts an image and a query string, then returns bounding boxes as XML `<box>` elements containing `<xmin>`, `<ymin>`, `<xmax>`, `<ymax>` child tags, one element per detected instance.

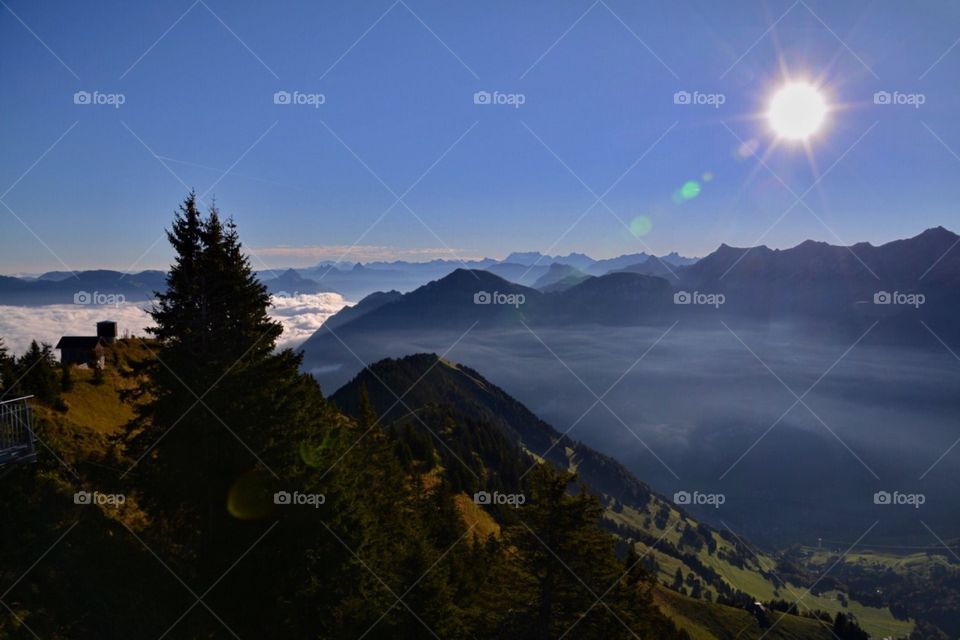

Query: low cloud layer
<box><xmin>0</xmin><ymin>293</ymin><xmax>350</xmax><ymax>356</ymax></box>
<box><xmin>267</xmin><ymin>292</ymin><xmax>351</xmax><ymax>348</ymax></box>
<box><xmin>0</xmin><ymin>303</ymin><xmax>154</xmax><ymax>356</ymax></box>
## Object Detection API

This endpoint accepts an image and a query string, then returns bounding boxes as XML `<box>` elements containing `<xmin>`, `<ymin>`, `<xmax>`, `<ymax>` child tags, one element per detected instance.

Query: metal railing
<box><xmin>0</xmin><ymin>395</ymin><xmax>36</xmax><ymax>465</ymax></box>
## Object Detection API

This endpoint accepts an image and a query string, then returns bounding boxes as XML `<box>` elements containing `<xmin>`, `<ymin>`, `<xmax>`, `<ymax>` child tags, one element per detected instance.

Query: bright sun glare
<box><xmin>767</xmin><ymin>82</ymin><xmax>827</xmax><ymax>141</ymax></box>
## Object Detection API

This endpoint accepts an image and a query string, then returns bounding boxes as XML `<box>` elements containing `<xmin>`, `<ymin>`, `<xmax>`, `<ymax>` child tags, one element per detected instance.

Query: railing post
<box><xmin>0</xmin><ymin>395</ymin><xmax>36</xmax><ymax>466</ymax></box>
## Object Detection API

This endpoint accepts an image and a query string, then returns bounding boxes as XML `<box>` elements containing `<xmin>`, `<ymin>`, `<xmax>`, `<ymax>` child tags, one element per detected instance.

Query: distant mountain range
<box><xmin>4</xmin><ymin>229</ymin><xmax>955</xmax><ymax>334</ymax></box>
<box><xmin>501</xmin><ymin>250</ymin><xmax>697</xmax><ymax>275</ymax></box>
<box><xmin>0</xmin><ymin>250</ymin><xmax>698</xmax><ymax>305</ymax></box>
<box><xmin>0</xmin><ymin>270</ymin><xmax>166</xmax><ymax>306</ymax></box>
<box><xmin>267</xmin><ymin>250</ymin><xmax>698</xmax><ymax>298</ymax></box>
<box><xmin>301</xmin><ymin>227</ymin><xmax>959</xmax><ymax>340</ymax></box>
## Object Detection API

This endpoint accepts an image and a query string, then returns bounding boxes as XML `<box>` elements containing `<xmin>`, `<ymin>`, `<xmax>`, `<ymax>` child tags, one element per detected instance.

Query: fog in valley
<box><xmin>306</xmin><ymin>322</ymin><xmax>960</xmax><ymax>547</ymax></box>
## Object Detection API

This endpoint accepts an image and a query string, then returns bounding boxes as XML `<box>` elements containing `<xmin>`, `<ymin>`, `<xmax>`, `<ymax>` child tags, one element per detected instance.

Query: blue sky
<box><xmin>1</xmin><ymin>0</ymin><xmax>959</xmax><ymax>272</ymax></box>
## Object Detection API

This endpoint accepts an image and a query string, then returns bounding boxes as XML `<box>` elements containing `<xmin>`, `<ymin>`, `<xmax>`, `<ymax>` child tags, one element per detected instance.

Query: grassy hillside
<box><xmin>21</xmin><ymin>340</ymin><xmax>152</xmax><ymax>473</ymax></box>
<box><xmin>795</xmin><ymin>545</ymin><xmax>958</xmax><ymax>637</ymax></box>
<box><xmin>453</xmin><ymin>493</ymin><xmax>501</xmax><ymax>540</ymax></box>
<box><xmin>653</xmin><ymin>586</ymin><xmax>836</xmax><ymax>640</ymax></box>
<box><xmin>605</xmin><ymin>497</ymin><xmax>913</xmax><ymax>638</ymax></box>
<box><xmin>35</xmin><ymin>339</ymin><xmax>151</xmax><ymax>432</ymax></box>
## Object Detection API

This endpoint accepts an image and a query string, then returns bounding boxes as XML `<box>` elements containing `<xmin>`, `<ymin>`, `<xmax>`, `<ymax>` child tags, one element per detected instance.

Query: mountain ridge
<box><xmin>328</xmin><ymin>352</ymin><xmax>913</xmax><ymax>637</ymax></box>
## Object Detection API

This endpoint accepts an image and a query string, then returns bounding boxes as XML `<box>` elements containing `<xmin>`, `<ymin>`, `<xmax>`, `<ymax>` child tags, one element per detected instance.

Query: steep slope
<box><xmin>331</xmin><ymin>353</ymin><xmax>654</xmax><ymax>507</ymax></box>
<box><xmin>537</xmin><ymin>271</ymin><xmax>674</xmax><ymax>323</ymax></box>
<box><xmin>329</xmin><ymin>354</ymin><xmax>912</xmax><ymax>638</ymax></box>
<box><xmin>652</xmin><ymin>586</ymin><xmax>836</xmax><ymax>640</ymax></box>
<box><xmin>303</xmin><ymin>269</ymin><xmax>539</xmax><ymax>335</ymax></box>
<box><xmin>321</xmin><ymin>290</ymin><xmax>403</xmax><ymax>331</ymax></box>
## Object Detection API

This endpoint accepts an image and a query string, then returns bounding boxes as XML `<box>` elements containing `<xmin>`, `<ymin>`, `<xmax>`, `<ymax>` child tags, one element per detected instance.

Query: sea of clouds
<box><xmin>0</xmin><ymin>292</ymin><xmax>351</xmax><ymax>356</ymax></box>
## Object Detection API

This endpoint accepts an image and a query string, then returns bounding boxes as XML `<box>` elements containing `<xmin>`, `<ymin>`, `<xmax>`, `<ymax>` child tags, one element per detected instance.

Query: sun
<box><xmin>767</xmin><ymin>82</ymin><xmax>828</xmax><ymax>141</ymax></box>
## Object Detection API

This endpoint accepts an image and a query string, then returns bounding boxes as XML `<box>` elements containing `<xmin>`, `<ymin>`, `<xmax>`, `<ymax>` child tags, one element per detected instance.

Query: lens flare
<box><xmin>227</xmin><ymin>470</ymin><xmax>276</xmax><ymax>520</ymax></box>
<box><xmin>629</xmin><ymin>216</ymin><xmax>652</xmax><ymax>237</ymax></box>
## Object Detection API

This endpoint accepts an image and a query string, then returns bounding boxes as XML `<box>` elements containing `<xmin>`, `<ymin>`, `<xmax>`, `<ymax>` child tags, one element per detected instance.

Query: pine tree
<box><xmin>148</xmin><ymin>192</ymin><xmax>203</xmax><ymax>358</ymax></box>
<box><xmin>14</xmin><ymin>341</ymin><xmax>59</xmax><ymax>403</ymax></box>
<box><xmin>316</xmin><ymin>387</ymin><xmax>438</xmax><ymax>636</ymax></box>
<box><xmin>126</xmin><ymin>195</ymin><xmax>328</xmax><ymax>633</ymax></box>
<box><xmin>673</xmin><ymin>567</ymin><xmax>685</xmax><ymax>590</ymax></box>
<box><xmin>134</xmin><ymin>197</ymin><xmax>299</xmax><ymax>481</ymax></box>
<box><xmin>833</xmin><ymin>612</ymin><xmax>870</xmax><ymax>640</ymax></box>
<box><xmin>489</xmin><ymin>464</ymin><xmax>655</xmax><ymax>639</ymax></box>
